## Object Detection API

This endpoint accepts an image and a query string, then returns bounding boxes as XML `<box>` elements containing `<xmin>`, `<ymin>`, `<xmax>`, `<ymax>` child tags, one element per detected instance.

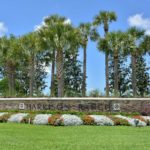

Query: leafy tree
<box><xmin>63</xmin><ymin>49</ymin><xmax>83</xmax><ymax>97</ymax></box>
<box><xmin>132</xmin><ymin>55</ymin><xmax>150</xmax><ymax>97</ymax></box>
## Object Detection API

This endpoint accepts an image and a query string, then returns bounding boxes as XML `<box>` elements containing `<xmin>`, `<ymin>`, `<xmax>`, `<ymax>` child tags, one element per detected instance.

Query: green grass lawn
<box><xmin>0</xmin><ymin>124</ymin><xmax>150</xmax><ymax>150</ymax></box>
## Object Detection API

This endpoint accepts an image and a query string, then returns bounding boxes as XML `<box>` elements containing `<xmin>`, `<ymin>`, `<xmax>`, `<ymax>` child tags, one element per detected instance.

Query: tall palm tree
<box><xmin>37</xmin><ymin>28</ymin><xmax>55</xmax><ymax>96</ymax></box>
<box><xmin>127</xmin><ymin>27</ymin><xmax>144</xmax><ymax>97</ymax></box>
<box><xmin>93</xmin><ymin>11</ymin><xmax>117</xmax><ymax>97</ymax></box>
<box><xmin>98</xmin><ymin>31</ymin><xmax>128</xmax><ymax>96</ymax></box>
<box><xmin>79</xmin><ymin>23</ymin><xmax>99</xmax><ymax>97</ymax></box>
<box><xmin>0</xmin><ymin>35</ymin><xmax>20</xmax><ymax>96</ymax></box>
<box><xmin>39</xmin><ymin>15</ymin><xmax>80</xmax><ymax>97</ymax></box>
<box><xmin>19</xmin><ymin>32</ymin><xmax>41</xmax><ymax>96</ymax></box>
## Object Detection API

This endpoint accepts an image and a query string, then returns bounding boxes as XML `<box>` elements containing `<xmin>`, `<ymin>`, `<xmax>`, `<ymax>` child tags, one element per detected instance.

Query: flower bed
<box><xmin>0</xmin><ymin>112</ymin><xmax>149</xmax><ymax>127</ymax></box>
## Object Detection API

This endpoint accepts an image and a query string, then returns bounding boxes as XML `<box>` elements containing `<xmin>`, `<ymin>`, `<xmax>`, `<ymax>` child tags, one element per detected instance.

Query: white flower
<box><xmin>115</xmin><ymin>115</ymin><xmax>146</xmax><ymax>127</ymax></box>
<box><xmin>61</xmin><ymin>114</ymin><xmax>83</xmax><ymax>126</ymax></box>
<box><xmin>33</xmin><ymin>114</ymin><xmax>51</xmax><ymax>125</ymax></box>
<box><xmin>8</xmin><ymin>113</ymin><xmax>28</xmax><ymax>123</ymax></box>
<box><xmin>90</xmin><ymin>115</ymin><xmax>114</xmax><ymax>126</ymax></box>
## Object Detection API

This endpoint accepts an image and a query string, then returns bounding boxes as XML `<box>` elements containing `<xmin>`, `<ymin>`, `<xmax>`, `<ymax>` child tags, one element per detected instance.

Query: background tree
<box><xmin>131</xmin><ymin>55</ymin><xmax>150</xmax><ymax>97</ymax></box>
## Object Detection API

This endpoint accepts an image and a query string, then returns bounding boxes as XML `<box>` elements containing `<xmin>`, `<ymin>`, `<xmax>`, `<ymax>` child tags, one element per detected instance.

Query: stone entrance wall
<box><xmin>0</xmin><ymin>98</ymin><xmax>150</xmax><ymax>115</ymax></box>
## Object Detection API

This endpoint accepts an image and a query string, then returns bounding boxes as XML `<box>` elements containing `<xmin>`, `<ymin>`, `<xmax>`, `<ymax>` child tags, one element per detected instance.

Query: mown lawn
<box><xmin>0</xmin><ymin>124</ymin><xmax>149</xmax><ymax>150</ymax></box>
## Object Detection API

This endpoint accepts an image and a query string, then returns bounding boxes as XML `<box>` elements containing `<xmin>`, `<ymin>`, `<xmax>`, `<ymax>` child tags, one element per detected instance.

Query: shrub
<box><xmin>82</xmin><ymin>115</ymin><xmax>95</xmax><ymax>125</ymax></box>
<box><xmin>108</xmin><ymin>116</ymin><xmax>130</xmax><ymax>126</ymax></box>
<box><xmin>8</xmin><ymin>113</ymin><xmax>28</xmax><ymax>123</ymax></box>
<box><xmin>21</xmin><ymin>114</ymin><xmax>36</xmax><ymax>124</ymax></box>
<box><xmin>88</xmin><ymin>89</ymin><xmax>104</xmax><ymax>97</ymax></box>
<box><xmin>0</xmin><ymin>113</ymin><xmax>12</xmax><ymax>123</ymax></box>
<box><xmin>33</xmin><ymin>114</ymin><xmax>51</xmax><ymax>125</ymax></box>
<box><xmin>61</xmin><ymin>114</ymin><xmax>83</xmax><ymax>126</ymax></box>
<box><xmin>90</xmin><ymin>115</ymin><xmax>114</xmax><ymax>126</ymax></box>
<box><xmin>48</xmin><ymin>114</ymin><xmax>63</xmax><ymax>126</ymax></box>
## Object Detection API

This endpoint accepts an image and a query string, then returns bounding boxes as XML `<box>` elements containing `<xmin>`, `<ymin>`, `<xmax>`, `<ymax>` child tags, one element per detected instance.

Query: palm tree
<box><xmin>127</xmin><ymin>27</ymin><xmax>144</xmax><ymax>97</ymax></box>
<box><xmin>93</xmin><ymin>11</ymin><xmax>117</xmax><ymax>97</ymax></box>
<box><xmin>19</xmin><ymin>32</ymin><xmax>41</xmax><ymax>96</ymax></box>
<box><xmin>140</xmin><ymin>35</ymin><xmax>150</xmax><ymax>55</ymax></box>
<box><xmin>0</xmin><ymin>35</ymin><xmax>20</xmax><ymax>96</ymax></box>
<box><xmin>79</xmin><ymin>23</ymin><xmax>99</xmax><ymax>97</ymax></box>
<box><xmin>39</xmin><ymin>15</ymin><xmax>80</xmax><ymax>97</ymax></box>
<box><xmin>36</xmin><ymin>28</ymin><xmax>55</xmax><ymax>96</ymax></box>
<box><xmin>98</xmin><ymin>31</ymin><xmax>128</xmax><ymax>96</ymax></box>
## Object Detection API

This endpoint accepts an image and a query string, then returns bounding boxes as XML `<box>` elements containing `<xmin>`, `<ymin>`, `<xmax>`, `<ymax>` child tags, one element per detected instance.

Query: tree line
<box><xmin>0</xmin><ymin>11</ymin><xmax>150</xmax><ymax>97</ymax></box>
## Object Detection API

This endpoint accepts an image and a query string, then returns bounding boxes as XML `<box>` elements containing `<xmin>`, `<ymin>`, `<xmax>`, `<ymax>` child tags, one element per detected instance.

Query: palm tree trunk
<box><xmin>114</xmin><ymin>54</ymin><xmax>119</xmax><ymax>96</ymax></box>
<box><xmin>105</xmin><ymin>53</ymin><xmax>109</xmax><ymax>97</ymax></box>
<box><xmin>11</xmin><ymin>66</ymin><xmax>15</xmax><ymax>96</ymax></box>
<box><xmin>104</xmin><ymin>29</ymin><xmax>109</xmax><ymax>97</ymax></box>
<box><xmin>56</xmin><ymin>49</ymin><xmax>64</xmax><ymax>97</ymax></box>
<box><xmin>50</xmin><ymin>49</ymin><xmax>55</xmax><ymax>97</ymax></box>
<box><xmin>131</xmin><ymin>54</ymin><xmax>137</xmax><ymax>97</ymax></box>
<box><xmin>29</xmin><ymin>55</ymin><xmax>35</xmax><ymax>97</ymax></box>
<box><xmin>82</xmin><ymin>43</ymin><xmax>87</xmax><ymax>97</ymax></box>
<box><xmin>6</xmin><ymin>61</ymin><xmax>16</xmax><ymax>96</ymax></box>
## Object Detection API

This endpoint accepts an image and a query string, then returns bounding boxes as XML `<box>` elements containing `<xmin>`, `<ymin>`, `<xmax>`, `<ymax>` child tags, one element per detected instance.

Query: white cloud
<box><xmin>0</xmin><ymin>22</ymin><xmax>7</xmax><ymax>37</ymax></box>
<box><xmin>41</xmin><ymin>62</ymin><xmax>51</xmax><ymax>74</ymax></box>
<box><xmin>64</xmin><ymin>18</ymin><xmax>71</xmax><ymax>25</ymax></box>
<box><xmin>34</xmin><ymin>21</ymin><xmax>45</xmax><ymax>31</ymax></box>
<box><xmin>128</xmin><ymin>14</ymin><xmax>150</xmax><ymax>35</ymax></box>
<box><xmin>34</xmin><ymin>17</ymin><xmax>72</xmax><ymax>31</ymax></box>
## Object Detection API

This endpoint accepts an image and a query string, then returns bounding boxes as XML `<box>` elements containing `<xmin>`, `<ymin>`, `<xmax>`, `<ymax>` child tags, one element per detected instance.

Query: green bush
<box><xmin>108</xmin><ymin>116</ymin><xmax>130</xmax><ymax>126</ymax></box>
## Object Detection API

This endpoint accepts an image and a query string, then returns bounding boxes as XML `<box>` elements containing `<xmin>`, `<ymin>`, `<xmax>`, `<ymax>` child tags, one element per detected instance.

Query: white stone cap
<box><xmin>0</xmin><ymin>97</ymin><xmax>150</xmax><ymax>101</ymax></box>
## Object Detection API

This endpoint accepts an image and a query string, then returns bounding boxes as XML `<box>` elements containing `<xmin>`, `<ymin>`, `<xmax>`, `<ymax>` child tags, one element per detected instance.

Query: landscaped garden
<box><xmin>0</xmin><ymin>124</ymin><xmax>150</xmax><ymax>150</ymax></box>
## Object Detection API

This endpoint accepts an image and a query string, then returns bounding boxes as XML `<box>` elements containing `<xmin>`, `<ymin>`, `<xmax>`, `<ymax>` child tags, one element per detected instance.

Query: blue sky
<box><xmin>0</xmin><ymin>0</ymin><xmax>150</xmax><ymax>94</ymax></box>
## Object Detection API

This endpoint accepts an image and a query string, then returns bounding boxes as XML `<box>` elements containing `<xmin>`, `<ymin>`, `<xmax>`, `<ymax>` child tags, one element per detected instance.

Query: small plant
<box><xmin>48</xmin><ymin>115</ymin><xmax>63</xmax><ymax>126</ymax></box>
<box><xmin>88</xmin><ymin>89</ymin><xmax>102</xmax><ymax>97</ymax></box>
<box><xmin>0</xmin><ymin>113</ymin><xmax>12</xmax><ymax>123</ymax></box>
<box><xmin>82</xmin><ymin>115</ymin><xmax>95</xmax><ymax>125</ymax></box>
<box><xmin>108</xmin><ymin>116</ymin><xmax>130</xmax><ymax>126</ymax></box>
